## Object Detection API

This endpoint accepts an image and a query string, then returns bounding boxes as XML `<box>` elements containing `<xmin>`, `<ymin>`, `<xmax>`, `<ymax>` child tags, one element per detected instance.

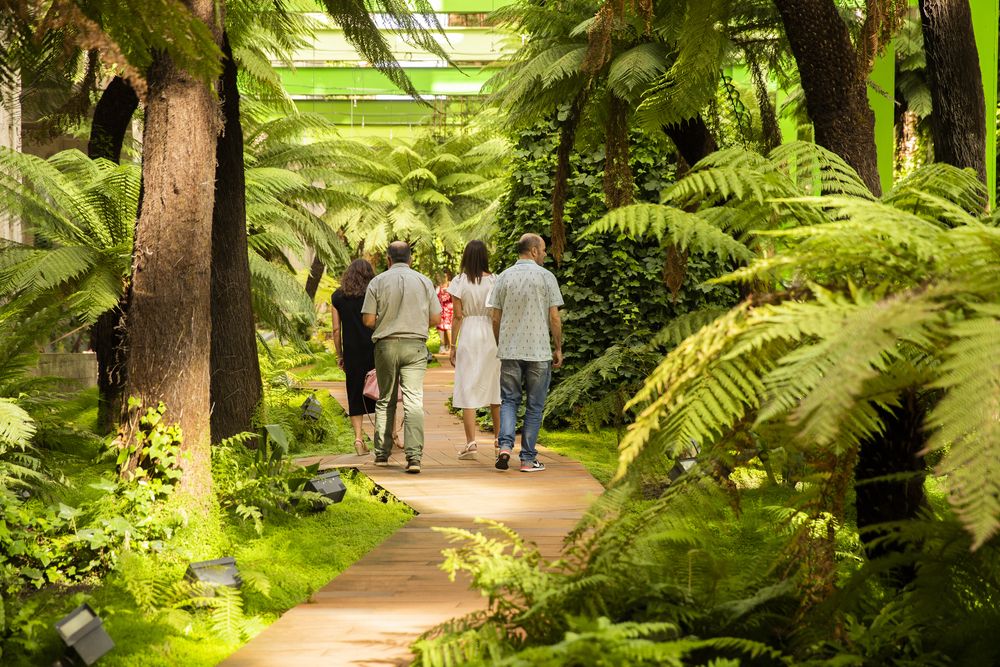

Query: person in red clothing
<box><xmin>436</xmin><ymin>272</ymin><xmax>454</xmax><ymax>352</ymax></box>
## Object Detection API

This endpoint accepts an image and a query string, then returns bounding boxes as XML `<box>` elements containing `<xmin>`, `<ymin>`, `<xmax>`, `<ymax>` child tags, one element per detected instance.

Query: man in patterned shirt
<box><xmin>487</xmin><ymin>233</ymin><xmax>563</xmax><ymax>472</ymax></box>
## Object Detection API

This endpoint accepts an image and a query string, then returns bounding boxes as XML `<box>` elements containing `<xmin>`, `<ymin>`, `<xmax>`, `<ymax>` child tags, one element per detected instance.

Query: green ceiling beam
<box><xmin>428</xmin><ymin>0</ymin><xmax>514</xmax><ymax>11</ymax></box>
<box><xmin>290</xmin><ymin>27</ymin><xmax>507</xmax><ymax>64</ymax></box>
<box><xmin>277</xmin><ymin>65</ymin><xmax>498</xmax><ymax>97</ymax></box>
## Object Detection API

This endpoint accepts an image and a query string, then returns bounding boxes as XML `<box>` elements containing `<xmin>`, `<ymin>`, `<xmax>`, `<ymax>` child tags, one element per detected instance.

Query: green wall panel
<box><xmin>970</xmin><ymin>0</ymin><xmax>998</xmax><ymax>206</ymax></box>
<box><xmin>295</xmin><ymin>27</ymin><xmax>508</xmax><ymax>63</ymax></box>
<box><xmin>869</xmin><ymin>46</ymin><xmax>895</xmax><ymax>195</ymax></box>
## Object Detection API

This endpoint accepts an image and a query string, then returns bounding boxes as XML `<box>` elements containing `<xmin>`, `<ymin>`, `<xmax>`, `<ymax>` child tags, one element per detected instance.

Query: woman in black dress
<box><xmin>331</xmin><ymin>259</ymin><xmax>379</xmax><ymax>456</ymax></box>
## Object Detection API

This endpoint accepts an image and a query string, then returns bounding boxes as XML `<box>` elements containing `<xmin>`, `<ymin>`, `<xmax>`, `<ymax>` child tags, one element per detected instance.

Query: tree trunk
<box><xmin>124</xmin><ymin>0</ymin><xmax>222</xmax><ymax>502</ymax></box>
<box><xmin>748</xmin><ymin>58</ymin><xmax>782</xmax><ymax>153</ymax></box>
<box><xmin>855</xmin><ymin>388</ymin><xmax>928</xmax><ymax>586</ymax></box>
<box><xmin>210</xmin><ymin>33</ymin><xmax>262</xmax><ymax>444</ymax></box>
<box><xmin>87</xmin><ymin>76</ymin><xmax>139</xmax><ymax>434</ymax></box>
<box><xmin>773</xmin><ymin>0</ymin><xmax>882</xmax><ymax>195</ymax></box>
<box><xmin>919</xmin><ymin>0</ymin><xmax>987</xmax><ymax>184</ymax></box>
<box><xmin>602</xmin><ymin>95</ymin><xmax>634</xmax><ymax>209</ymax></box>
<box><xmin>662</xmin><ymin>115</ymin><xmax>718</xmax><ymax>170</ymax></box>
<box><xmin>551</xmin><ymin>88</ymin><xmax>590</xmax><ymax>265</ymax></box>
<box><xmin>87</xmin><ymin>76</ymin><xmax>138</xmax><ymax>162</ymax></box>
<box><xmin>304</xmin><ymin>254</ymin><xmax>325</xmax><ymax>301</ymax></box>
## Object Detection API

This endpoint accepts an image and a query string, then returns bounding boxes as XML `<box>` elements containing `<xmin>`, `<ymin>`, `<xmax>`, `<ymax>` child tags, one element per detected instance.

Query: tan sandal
<box><xmin>354</xmin><ymin>438</ymin><xmax>369</xmax><ymax>456</ymax></box>
<box><xmin>393</xmin><ymin>432</ymin><xmax>404</xmax><ymax>450</ymax></box>
<box><xmin>458</xmin><ymin>441</ymin><xmax>478</xmax><ymax>460</ymax></box>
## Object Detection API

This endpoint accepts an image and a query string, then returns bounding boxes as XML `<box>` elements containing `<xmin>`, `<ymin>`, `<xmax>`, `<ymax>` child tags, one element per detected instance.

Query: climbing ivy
<box><xmin>492</xmin><ymin>120</ymin><xmax>737</xmax><ymax>427</ymax></box>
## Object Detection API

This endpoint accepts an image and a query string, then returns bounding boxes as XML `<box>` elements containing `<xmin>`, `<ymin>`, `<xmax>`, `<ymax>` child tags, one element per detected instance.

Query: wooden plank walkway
<box><xmin>224</xmin><ymin>359</ymin><xmax>605</xmax><ymax>667</ymax></box>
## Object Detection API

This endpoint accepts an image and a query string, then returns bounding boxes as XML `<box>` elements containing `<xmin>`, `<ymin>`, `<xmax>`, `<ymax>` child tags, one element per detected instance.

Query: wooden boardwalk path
<box><xmin>224</xmin><ymin>360</ymin><xmax>605</xmax><ymax>667</ymax></box>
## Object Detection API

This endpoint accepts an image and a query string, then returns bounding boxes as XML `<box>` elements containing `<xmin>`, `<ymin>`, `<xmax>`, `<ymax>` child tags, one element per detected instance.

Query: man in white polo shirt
<box><xmin>362</xmin><ymin>241</ymin><xmax>441</xmax><ymax>473</ymax></box>
<box><xmin>487</xmin><ymin>233</ymin><xmax>564</xmax><ymax>473</ymax></box>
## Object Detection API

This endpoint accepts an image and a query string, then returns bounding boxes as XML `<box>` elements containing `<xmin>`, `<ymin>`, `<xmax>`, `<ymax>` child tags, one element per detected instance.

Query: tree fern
<box><xmin>582</xmin><ymin>204</ymin><xmax>754</xmax><ymax>261</ymax></box>
<box><xmin>607</xmin><ymin>154</ymin><xmax>1000</xmax><ymax>545</ymax></box>
<box><xmin>927</xmin><ymin>304</ymin><xmax>1000</xmax><ymax>548</ymax></box>
<box><xmin>635</xmin><ymin>0</ymin><xmax>729</xmax><ymax>129</ymax></box>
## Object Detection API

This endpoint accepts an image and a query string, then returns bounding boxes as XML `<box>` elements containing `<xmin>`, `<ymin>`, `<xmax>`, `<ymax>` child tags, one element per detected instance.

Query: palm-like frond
<box><xmin>581</xmin><ymin>204</ymin><xmax>753</xmax><ymax>262</ymax></box>
<box><xmin>635</xmin><ymin>0</ymin><xmax>728</xmax><ymax>129</ymax></box>
<box><xmin>326</xmin><ymin>131</ymin><xmax>511</xmax><ymax>258</ymax></box>
<box><xmin>0</xmin><ymin>148</ymin><xmax>135</xmax><ymax>323</ymax></box>
<box><xmin>610</xmin><ymin>151</ymin><xmax>1000</xmax><ymax>548</ymax></box>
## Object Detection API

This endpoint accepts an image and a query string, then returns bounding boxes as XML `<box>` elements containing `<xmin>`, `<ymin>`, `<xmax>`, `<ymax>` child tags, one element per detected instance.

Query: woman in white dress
<box><xmin>448</xmin><ymin>240</ymin><xmax>501</xmax><ymax>460</ymax></box>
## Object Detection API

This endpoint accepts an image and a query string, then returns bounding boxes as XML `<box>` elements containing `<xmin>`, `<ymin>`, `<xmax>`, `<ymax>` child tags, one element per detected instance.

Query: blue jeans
<box><xmin>498</xmin><ymin>360</ymin><xmax>551</xmax><ymax>463</ymax></box>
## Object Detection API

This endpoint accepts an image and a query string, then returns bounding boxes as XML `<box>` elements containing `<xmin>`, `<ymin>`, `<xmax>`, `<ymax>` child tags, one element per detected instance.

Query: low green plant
<box><xmin>114</xmin><ymin>399</ymin><xmax>183</xmax><ymax>486</ymax></box>
<box><xmin>212</xmin><ymin>432</ymin><xmax>331</xmax><ymax>535</ymax></box>
<box><xmin>418</xmin><ymin>147</ymin><xmax>1000</xmax><ymax>665</ymax></box>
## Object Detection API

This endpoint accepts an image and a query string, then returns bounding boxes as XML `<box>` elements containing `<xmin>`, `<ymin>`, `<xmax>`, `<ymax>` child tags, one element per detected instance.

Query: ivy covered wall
<box><xmin>491</xmin><ymin>120</ymin><xmax>737</xmax><ymax>426</ymax></box>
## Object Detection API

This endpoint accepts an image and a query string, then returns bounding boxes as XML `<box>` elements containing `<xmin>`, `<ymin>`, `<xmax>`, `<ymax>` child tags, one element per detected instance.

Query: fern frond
<box><xmin>607</xmin><ymin>43</ymin><xmax>669</xmax><ymax>101</ymax></box>
<box><xmin>928</xmin><ymin>303</ymin><xmax>1000</xmax><ymax>548</ymax></box>
<box><xmin>583</xmin><ymin>204</ymin><xmax>753</xmax><ymax>262</ymax></box>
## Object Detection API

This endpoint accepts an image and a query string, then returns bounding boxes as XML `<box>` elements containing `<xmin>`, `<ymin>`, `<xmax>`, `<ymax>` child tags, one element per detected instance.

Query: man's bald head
<box><xmin>387</xmin><ymin>241</ymin><xmax>411</xmax><ymax>265</ymax></box>
<box><xmin>516</xmin><ymin>233</ymin><xmax>545</xmax><ymax>257</ymax></box>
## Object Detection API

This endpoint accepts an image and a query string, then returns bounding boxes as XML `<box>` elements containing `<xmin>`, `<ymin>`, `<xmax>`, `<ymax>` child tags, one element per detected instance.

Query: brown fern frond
<box><xmin>858</xmin><ymin>0</ymin><xmax>909</xmax><ymax>73</ymax></box>
<box><xmin>582</xmin><ymin>0</ymin><xmax>624</xmax><ymax>75</ymax></box>
<box><xmin>662</xmin><ymin>244</ymin><xmax>687</xmax><ymax>299</ymax></box>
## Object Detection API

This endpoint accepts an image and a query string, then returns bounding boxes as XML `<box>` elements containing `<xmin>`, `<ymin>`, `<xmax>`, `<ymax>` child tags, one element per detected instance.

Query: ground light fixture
<box><xmin>301</xmin><ymin>394</ymin><xmax>323</xmax><ymax>421</ymax></box>
<box><xmin>668</xmin><ymin>441</ymin><xmax>702</xmax><ymax>482</ymax></box>
<box><xmin>668</xmin><ymin>455</ymin><xmax>698</xmax><ymax>482</ymax></box>
<box><xmin>305</xmin><ymin>469</ymin><xmax>347</xmax><ymax>505</ymax></box>
<box><xmin>54</xmin><ymin>603</ymin><xmax>114</xmax><ymax>665</ymax></box>
<box><xmin>185</xmin><ymin>556</ymin><xmax>243</xmax><ymax>589</ymax></box>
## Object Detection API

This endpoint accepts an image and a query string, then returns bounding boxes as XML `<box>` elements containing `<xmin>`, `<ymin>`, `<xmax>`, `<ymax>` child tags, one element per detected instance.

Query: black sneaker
<box><xmin>520</xmin><ymin>460</ymin><xmax>546</xmax><ymax>473</ymax></box>
<box><xmin>405</xmin><ymin>458</ymin><xmax>421</xmax><ymax>474</ymax></box>
<box><xmin>374</xmin><ymin>455</ymin><xmax>389</xmax><ymax>466</ymax></box>
<box><xmin>495</xmin><ymin>450</ymin><xmax>510</xmax><ymax>470</ymax></box>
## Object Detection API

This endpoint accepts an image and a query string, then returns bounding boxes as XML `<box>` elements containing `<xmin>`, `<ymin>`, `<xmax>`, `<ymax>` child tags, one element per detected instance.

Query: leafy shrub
<box><xmin>418</xmin><ymin>147</ymin><xmax>1000</xmax><ymax>665</ymax></box>
<box><xmin>212</xmin><ymin>433</ymin><xmax>331</xmax><ymax>535</ymax></box>
<box><xmin>255</xmin><ymin>340</ymin><xmax>349</xmax><ymax>455</ymax></box>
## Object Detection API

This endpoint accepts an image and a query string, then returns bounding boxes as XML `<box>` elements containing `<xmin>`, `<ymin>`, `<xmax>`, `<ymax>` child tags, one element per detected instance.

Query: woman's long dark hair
<box><xmin>460</xmin><ymin>240</ymin><xmax>489</xmax><ymax>284</ymax></box>
<box><xmin>339</xmin><ymin>258</ymin><xmax>375</xmax><ymax>297</ymax></box>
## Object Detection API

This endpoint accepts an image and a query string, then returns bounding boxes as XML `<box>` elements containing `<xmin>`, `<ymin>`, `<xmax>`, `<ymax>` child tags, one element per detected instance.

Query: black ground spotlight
<box><xmin>301</xmin><ymin>394</ymin><xmax>323</xmax><ymax>421</ymax></box>
<box><xmin>54</xmin><ymin>603</ymin><xmax>114</xmax><ymax>666</ymax></box>
<box><xmin>667</xmin><ymin>455</ymin><xmax>698</xmax><ymax>482</ymax></box>
<box><xmin>668</xmin><ymin>441</ymin><xmax>701</xmax><ymax>482</ymax></box>
<box><xmin>185</xmin><ymin>556</ymin><xmax>242</xmax><ymax>589</ymax></box>
<box><xmin>304</xmin><ymin>469</ymin><xmax>347</xmax><ymax>505</ymax></box>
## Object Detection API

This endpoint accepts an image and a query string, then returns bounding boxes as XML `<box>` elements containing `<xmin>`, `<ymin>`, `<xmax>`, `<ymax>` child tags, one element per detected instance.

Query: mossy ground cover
<box><xmin>9</xmin><ymin>472</ymin><xmax>411</xmax><ymax>667</ymax></box>
<box><xmin>3</xmin><ymin>363</ymin><xmax>413</xmax><ymax>666</ymax></box>
<box><xmin>537</xmin><ymin>428</ymin><xmax>621</xmax><ymax>487</ymax></box>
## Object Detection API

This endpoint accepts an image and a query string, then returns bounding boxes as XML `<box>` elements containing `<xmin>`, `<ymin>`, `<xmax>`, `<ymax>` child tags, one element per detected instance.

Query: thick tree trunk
<box><xmin>304</xmin><ymin>255</ymin><xmax>325</xmax><ymax>301</ymax></box>
<box><xmin>87</xmin><ymin>76</ymin><xmax>139</xmax><ymax>434</ymax></box>
<box><xmin>773</xmin><ymin>0</ymin><xmax>882</xmax><ymax>195</ymax></box>
<box><xmin>855</xmin><ymin>389</ymin><xmax>928</xmax><ymax>586</ymax></box>
<box><xmin>210</xmin><ymin>33</ymin><xmax>262</xmax><ymax>444</ymax></box>
<box><xmin>124</xmin><ymin>0</ymin><xmax>222</xmax><ymax>502</ymax></box>
<box><xmin>662</xmin><ymin>115</ymin><xmax>718</xmax><ymax>170</ymax></box>
<box><xmin>919</xmin><ymin>0</ymin><xmax>987</xmax><ymax>184</ymax></box>
<box><xmin>87</xmin><ymin>76</ymin><xmax>138</xmax><ymax>162</ymax></box>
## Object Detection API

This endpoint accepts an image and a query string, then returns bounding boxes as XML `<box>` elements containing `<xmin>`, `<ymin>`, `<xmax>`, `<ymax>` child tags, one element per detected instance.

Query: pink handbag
<box><xmin>363</xmin><ymin>369</ymin><xmax>402</xmax><ymax>401</ymax></box>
